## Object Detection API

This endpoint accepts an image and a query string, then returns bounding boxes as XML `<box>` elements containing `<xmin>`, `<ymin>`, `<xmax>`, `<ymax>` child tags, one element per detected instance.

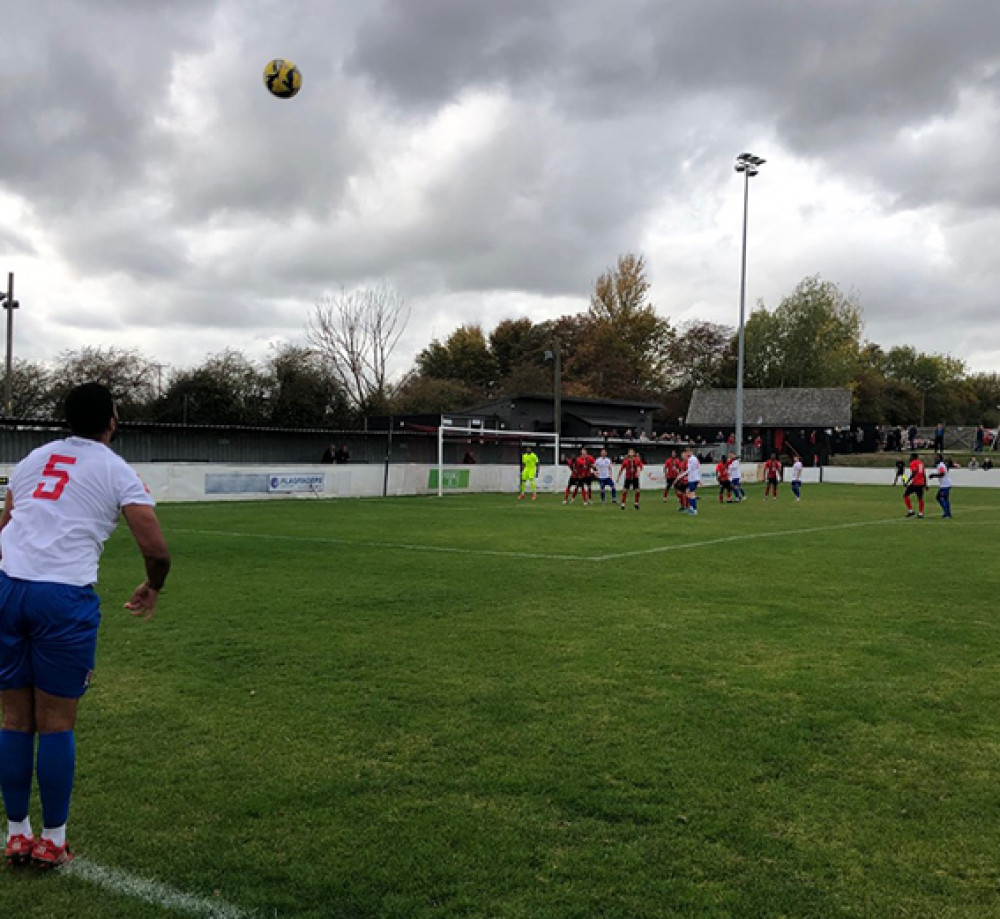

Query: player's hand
<box><xmin>124</xmin><ymin>582</ymin><xmax>160</xmax><ymax>621</ymax></box>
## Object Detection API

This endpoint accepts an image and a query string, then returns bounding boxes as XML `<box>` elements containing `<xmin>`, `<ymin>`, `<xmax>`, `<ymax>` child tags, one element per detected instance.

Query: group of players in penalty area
<box><xmin>518</xmin><ymin>446</ymin><xmax>957</xmax><ymax>519</ymax></box>
<box><xmin>518</xmin><ymin>447</ymin><xmax>798</xmax><ymax>515</ymax></box>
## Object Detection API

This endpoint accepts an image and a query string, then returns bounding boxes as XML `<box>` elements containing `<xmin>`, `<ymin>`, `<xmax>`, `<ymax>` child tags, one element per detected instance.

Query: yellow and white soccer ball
<box><xmin>263</xmin><ymin>59</ymin><xmax>302</xmax><ymax>99</ymax></box>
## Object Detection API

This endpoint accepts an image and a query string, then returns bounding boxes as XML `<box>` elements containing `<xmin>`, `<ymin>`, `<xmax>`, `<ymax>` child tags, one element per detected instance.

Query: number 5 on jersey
<box><xmin>32</xmin><ymin>454</ymin><xmax>78</xmax><ymax>500</ymax></box>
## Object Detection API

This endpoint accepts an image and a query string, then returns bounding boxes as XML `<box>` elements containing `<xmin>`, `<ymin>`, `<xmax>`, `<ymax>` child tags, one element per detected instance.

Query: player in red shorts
<box><xmin>903</xmin><ymin>452</ymin><xmax>927</xmax><ymax>518</ymax></box>
<box><xmin>662</xmin><ymin>450</ymin><xmax>682</xmax><ymax>502</ymax></box>
<box><xmin>763</xmin><ymin>453</ymin><xmax>782</xmax><ymax>499</ymax></box>
<box><xmin>563</xmin><ymin>450</ymin><xmax>592</xmax><ymax>505</ymax></box>
<box><xmin>715</xmin><ymin>456</ymin><xmax>731</xmax><ymax>503</ymax></box>
<box><xmin>562</xmin><ymin>454</ymin><xmax>577</xmax><ymax>504</ymax></box>
<box><xmin>581</xmin><ymin>448</ymin><xmax>597</xmax><ymax>504</ymax></box>
<box><xmin>616</xmin><ymin>448</ymin><xmax>644</xmax><ymax>510</ymax></box>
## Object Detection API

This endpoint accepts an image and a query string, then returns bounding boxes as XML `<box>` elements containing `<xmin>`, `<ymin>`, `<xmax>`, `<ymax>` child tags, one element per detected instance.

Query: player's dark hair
<box><xmin>910</xmin><ymin>452</ymin><xmax>919</xmax><ymax>460</ymax></box>
<box><xmin>65</xmin><ymin>382</ymin><xmax>116</xmax><ymax>439</ymax></box>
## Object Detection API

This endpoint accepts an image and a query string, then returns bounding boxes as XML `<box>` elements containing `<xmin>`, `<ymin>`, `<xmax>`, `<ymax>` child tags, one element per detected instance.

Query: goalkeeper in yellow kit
<box><xmin>519</xmin><ymin>447</ymin><xmax>539</xmax><ymax>500</ymax></box>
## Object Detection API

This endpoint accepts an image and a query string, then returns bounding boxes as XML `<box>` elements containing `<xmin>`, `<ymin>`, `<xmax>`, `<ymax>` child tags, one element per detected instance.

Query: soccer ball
<box><xmin>263</xmin><ymin>59</ymin><xmax>302</xmax><ymax>99</ymax></box>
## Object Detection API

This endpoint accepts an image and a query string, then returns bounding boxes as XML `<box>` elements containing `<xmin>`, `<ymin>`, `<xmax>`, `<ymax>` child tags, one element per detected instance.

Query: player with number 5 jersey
<box><xmin>0</xmin><ymin>383</ymin><xmax>171</xmax><ymax>870</ymax></box>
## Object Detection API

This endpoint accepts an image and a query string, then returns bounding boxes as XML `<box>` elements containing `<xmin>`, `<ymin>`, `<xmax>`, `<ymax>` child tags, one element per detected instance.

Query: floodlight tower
<box><xmin>1</xmin><ymin>273</ymin><xmax>18</xmax><ymax>416</ymax></box>
<box><xmin>734</xmin><ymin>152</ymin><xmax>765</xmax><ymax>459</ymax></box>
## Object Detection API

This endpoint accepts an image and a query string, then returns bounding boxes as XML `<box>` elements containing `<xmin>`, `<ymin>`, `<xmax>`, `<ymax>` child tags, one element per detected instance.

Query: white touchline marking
<box><xmin>172</xmin><ymin>506</ymin><xmax>990</xmax><ymax>564</ymax></box>
<box><xmin>64</xmin><ymin>859</ymin><xmax>253</xmax><ymax>919</ymax></box>
<box><xmin>172</xmin><ymin>528</ymin><xmax>588</xmax><ymax>562</ymax></box>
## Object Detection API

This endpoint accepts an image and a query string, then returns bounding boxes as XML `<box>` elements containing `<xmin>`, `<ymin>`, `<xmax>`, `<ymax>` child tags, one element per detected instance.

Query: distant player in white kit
<box><xmin>681</xmin><ymin>448</ymin><xmax>701</xmax><ymax>515</ymax></box>
<box><xmin>790</xmin><ymin>455</ymin><xmax>804</xmax><ymax>501</ymax></box>
<box><xmin>727</xmin><ymin>453</ymin><xmax>743</xmax><ymax>502</ymax></box>
<box><xmin>593</xmin><ymin>449</ymin><xmax>616</xmax><ymax>504</ymax></box>
<box><xmin>1</xmin><ymin>383</ymin><xmax>171</xmax><ymax>868</ymax></box>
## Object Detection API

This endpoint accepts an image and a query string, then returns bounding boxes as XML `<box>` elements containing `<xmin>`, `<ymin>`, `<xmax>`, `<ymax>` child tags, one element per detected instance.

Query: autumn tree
<box><xmin>570</xmin><ymin>253</ymin><xmax>673</xmax><ymax>397</ymax></box>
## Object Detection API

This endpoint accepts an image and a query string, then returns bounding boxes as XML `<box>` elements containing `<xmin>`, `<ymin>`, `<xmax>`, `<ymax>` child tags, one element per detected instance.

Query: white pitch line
<box><xmin>64</xmin><ymin>859</ymin><xmax>252</xmax><ymax>919</ymax></box>
<box><xmin>173</xmin><ymin>528</ymin><xmax>588</xmax><ymax>562</ymax></box>
<box><xmin>590</xmin><ymin>516</ymin><xmax>912</xmax><ymax>561</ymax></box>
<box><xmin>173</xmin><ymin>510</ymin><xmax>962</xmax><ymax>565</ymax></box>
<box><xmin>591</xmin><ymin>506</ymin><xmax>997</xmax><ymax>560</ymax></box>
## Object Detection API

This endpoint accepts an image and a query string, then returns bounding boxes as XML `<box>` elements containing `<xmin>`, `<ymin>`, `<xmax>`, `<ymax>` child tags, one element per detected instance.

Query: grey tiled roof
<box><xmin>686</xmin><ymin>388</ymin><xmax>852</xmax><ymax>427</ymax></box>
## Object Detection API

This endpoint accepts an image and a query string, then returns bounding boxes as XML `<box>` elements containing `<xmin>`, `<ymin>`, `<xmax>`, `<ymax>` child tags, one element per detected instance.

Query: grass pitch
<box><xmin>5</xmin><ymin>483</ymin><xmax>1000</xmax><ymax>918</ymax></box>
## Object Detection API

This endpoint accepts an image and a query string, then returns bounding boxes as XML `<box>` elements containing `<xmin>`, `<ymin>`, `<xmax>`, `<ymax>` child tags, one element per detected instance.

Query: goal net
<box><xmin>435</xmin><ymin>424</ymin><xmax>562</xmax><ymax>497</ymax></box>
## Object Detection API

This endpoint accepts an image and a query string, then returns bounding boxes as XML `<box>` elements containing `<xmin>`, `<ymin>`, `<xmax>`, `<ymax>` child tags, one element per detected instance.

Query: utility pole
<box><xmin>2</xmin><ymin>273</ymin><xmax>18</xmax><ymax>416</ymax></box>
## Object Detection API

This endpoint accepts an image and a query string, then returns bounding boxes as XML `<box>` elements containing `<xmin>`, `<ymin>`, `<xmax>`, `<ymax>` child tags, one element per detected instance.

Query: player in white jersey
<box><xmin>0</xmin><ymin>383</ymin><xmax>171</xmax><ymax>869</ymax></box>
<box><xmin>929</xmin><ymin>454</ymin><xmax>953</xmax><ymax>518</ymax></box>
<box><xmin>593</xmin><ymin>449</ymin><xmax>616</xmax><ymax>503</ymax></box>
<box><xmin>681</xmin><ymin>448</ymin><xmax>702</xmax><ymax>515</ymax></box>
<box><xmin>727</xmin><ymin>453</ymin><xmax>744</xmax><ymax>502</ymax></box>
<box><xmin>790</xmin><ymin>456</ymin><xmax>804</xmax><ymax>501</ymax></box>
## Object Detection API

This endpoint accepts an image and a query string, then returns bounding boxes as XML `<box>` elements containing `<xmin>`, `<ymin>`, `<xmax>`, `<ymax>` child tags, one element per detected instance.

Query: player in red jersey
<box><xmin>715</xmin><ymin>457</ymin><xmax>731</xmax><ymax>503</ymax></box>
<box><xmin>762</xmin><ymin>453</ymin><xmax>782</xmax><ymax>499</ymax></box>
<box><xmin>616</xmin><ymin>448</ymin><xmax>644</xmax><ymax>510</ymax></box>
<box><xmin>562</xmin><ymin>454</ymin><xmax>577</xmax><ymax>504</ymax></box>
<box><xmin>581</xmin><ymin>449</ymin><xmax>597</xmax><ymax>504</ymax></box>
<box><xmin>563</xmin><ymin>450</ymin><xmax>592</xmax><ymax>505</ymax></box>
<box><xmin>662</xmin><ymin>450</ymin><xmax>683</xmax><ymax>502</ymax></box>
<box><xmin>903</xmin><ymin>452</ymin><xmax>927</xmax><ymax>518</ymax></box>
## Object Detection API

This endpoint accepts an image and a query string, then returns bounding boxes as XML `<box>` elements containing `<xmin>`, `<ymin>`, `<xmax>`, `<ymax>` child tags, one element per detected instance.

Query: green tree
<box><xmin>883</xmin><ymin>346</ymin><xmax>968</xmax><ymax>425</ymax></box>
<box><xmin>154</xmin><ymin>350</ymin><xmax>269</xmax><ymax>426</ymax></box>
<box><xmin>391</xmin><ymin>375</ymin><xmax>480</xmax><ymax>414</ymax></box>
<box><xmin>745</xmin><ymin>276</ymin><xmax>863</xmax><ymax>388</ymax></box>
<box><xmin>266</xmin><ymin>344</ymin><xmax>352</xmax><ymax>428</ymax></box>
<box><xmin>415</xmin><ymin>325</ymin><xmax>499</xmax><ymax>391</ymax></box>
<box><xmin>48</xmin><ymin>346</ymin><xmax>160</xmax><ymax>419</ymax></box>
<box><xmin>1</xmin><ymin>359</ymin><xmax>55</xmax><ymax>418</ymax></box>
<box><xmin>965</xmin><ymin>373</ymin><xmax>1000</xmax><ymax>426</ymax></box>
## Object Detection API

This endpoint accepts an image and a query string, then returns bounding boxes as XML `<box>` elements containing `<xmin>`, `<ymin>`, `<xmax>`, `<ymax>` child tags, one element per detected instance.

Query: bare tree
<box><xmin>307</xmin><ymin>283</ymin><xmax>410</xmax><ymax>416</ymax></box>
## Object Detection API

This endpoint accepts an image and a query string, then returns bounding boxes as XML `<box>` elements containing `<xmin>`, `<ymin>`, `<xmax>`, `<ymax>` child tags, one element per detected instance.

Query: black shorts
<box><xmin>904</xmin><ymin>483</ymin><xmax>925</xmax><ymax>499</ymax></box>
<box><xmin>624</xmin><ymin>476</ymin><xmax>640</xmax><ymax>490</ymax></box>
<box><xmin>665</xmin><ymin>476</ymin><xmax>677</xmax><ymax>490</ymax></box>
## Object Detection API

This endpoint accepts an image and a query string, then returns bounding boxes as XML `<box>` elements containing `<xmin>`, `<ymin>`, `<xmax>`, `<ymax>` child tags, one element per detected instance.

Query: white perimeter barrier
<box><xmin>0</xmin><ymin>462</ymin><xmax>995</xmax><ymax>503</ymax></box>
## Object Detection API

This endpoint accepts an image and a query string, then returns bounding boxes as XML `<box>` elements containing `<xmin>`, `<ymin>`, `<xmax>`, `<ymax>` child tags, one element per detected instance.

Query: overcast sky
<box><xmin>2</xmin><ymin>0</ymin><xmax>999</xmax><ymax>381</ymax></box>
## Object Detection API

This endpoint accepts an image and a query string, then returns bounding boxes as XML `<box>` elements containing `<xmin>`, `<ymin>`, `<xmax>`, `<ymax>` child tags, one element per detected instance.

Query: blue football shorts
<box><xmin>688</xmin><ymin>481</ymin><xmax>699</xmax><ymax>494</ymax></box>
<box><xmin>0</xmin><ymin>572</ymin><xmax>101</xmax><ymax>699</ymax></box>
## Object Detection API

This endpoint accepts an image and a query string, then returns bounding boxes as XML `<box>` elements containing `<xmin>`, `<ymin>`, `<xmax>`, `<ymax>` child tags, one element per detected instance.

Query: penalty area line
<box><xmin>591</xmin><ymin>516</ymin><xmax>911</xmax><ymax>561</ymax></box>
<box><xmin>63</xmin><ymin>858</ymin><xmax>252</xmax><ymax>919</ymax></box>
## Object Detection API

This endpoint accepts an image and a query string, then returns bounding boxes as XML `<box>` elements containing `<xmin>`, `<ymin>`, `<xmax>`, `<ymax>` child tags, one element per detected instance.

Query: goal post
<box><xmin>435</xmin><ymin>424</ymin><xmax>561</xmax><ymax>497</ymax></box>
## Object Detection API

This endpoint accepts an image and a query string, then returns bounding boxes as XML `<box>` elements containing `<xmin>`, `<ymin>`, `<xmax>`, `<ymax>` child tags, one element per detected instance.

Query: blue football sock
<box><xmin>37</xmin><ymin>731</ymin><xmax>75</xmax><ymax>830</ymax></box>
<box><xmin>0</xmin><ymin>729</ymin><xmax>35</xmax><ymax>823</ymax></box>
<box><xmin>690</xmin><ymin>497</ymin><xmax>698</xmax><ymax>511</ymax></box>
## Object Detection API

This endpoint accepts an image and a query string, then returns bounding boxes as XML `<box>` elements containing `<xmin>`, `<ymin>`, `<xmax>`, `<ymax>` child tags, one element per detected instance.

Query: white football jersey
<box><xmin>1</xmin><ymin>437</ymin><xmax>154</xmax><ymax>586</ymax></box>
<box><xmin>594</xmin><ymin>456</ymin><xmax>613</xmax><ymax>478</ymax></box>
<box><xmin>792</xmin><ymin>460</ymin><xmax>803</xmax><ymax>481</ymax></box>
<box><xmin>728</xmin><ymin>459</ymin><xmax>741</xmax><ymax>479</ymax></box>
<box><xmin>687</xmin><ymin>455</ymin><xmax>702</xmax><ymax>483</ymax></box>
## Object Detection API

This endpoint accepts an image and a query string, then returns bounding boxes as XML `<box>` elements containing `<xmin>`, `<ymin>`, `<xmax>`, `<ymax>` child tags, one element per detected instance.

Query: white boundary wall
<box><xmin>0</xmin><ymin>462</ymin><xmax>996</xmax><ymax>503</ymax></box>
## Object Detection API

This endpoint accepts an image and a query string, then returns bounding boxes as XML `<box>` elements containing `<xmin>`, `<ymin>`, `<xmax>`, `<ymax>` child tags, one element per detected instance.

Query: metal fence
<box><xmin>0</xmin><ymin>420</ymin><xmax>735</xmax><ymax>468</ymax></box>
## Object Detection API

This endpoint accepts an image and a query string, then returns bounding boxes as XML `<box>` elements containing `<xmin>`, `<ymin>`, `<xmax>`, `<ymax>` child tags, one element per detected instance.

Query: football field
<box><xmin>6</xmin><ymin>484</ymin><xmax>1000</xmax><ymax>918</ymax></box>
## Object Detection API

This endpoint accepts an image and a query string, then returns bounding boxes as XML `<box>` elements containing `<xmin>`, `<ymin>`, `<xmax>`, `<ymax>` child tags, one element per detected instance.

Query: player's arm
<box><xmin>0</xmin><ymin>489</ymin><xmax>12</xmax><ymax>534</ymax></box>
<box><xmin>121</xmin><ymin>503</ymin><xmax>171</xmax><ymax>620</ymax></box>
